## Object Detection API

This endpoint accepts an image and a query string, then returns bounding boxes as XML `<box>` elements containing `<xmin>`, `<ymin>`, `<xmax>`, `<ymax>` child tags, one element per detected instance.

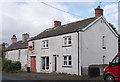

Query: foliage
<box><xmin>109</xmin><ymin>23</ymin><xmax>118</xmax><ymax>35</ymax></box>
<box><xmin>109</xmin><ymin>23</ymin><xmax>120</xmax><ymax>52</ymax></box>
<box><xmin>2</xmin><ymin>58</ymin><xmax>21</xmax><ymax>72</ymax></box>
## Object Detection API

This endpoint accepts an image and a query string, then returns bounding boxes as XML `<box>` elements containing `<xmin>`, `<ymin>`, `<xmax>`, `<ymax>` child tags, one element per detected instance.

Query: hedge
<box><xmin>2</xmin><ymin>58</ymin><xmax>21</xmax><ymax>72</ymax></box>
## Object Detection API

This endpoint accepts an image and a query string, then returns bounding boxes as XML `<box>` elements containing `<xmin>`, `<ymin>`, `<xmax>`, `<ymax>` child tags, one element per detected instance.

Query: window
<box><xmin>42</xmin><ymin>57</ymin><xmax>49</xmax><ymax>70</ymax></box>
<box><xmin>102</xmin><ymin>36</ymin><xmax>106</xmax><ymax>49</ymax></box>
<box><xmin>63</xmin><ymin>36</ymin><xmax>71</xmax><ymax>45</ymax></box>
<box><xmin>32</xmin><ymin>41</ymin><xmax>35</xmax><ymax>50</ymax></box>
<box><xmin>43</xmin><ymin>40</ymin><xmax>48</xmax><ymax>48</ymax></box>
<box><xmin>112</xmin><ymin>56</ymin><xmax>120</xmax><ymax>64</ymax></box>
<box><xmin>63</xmin><ymin>56</ymin><xmax>72</xmax><ymax>66</ymax></box>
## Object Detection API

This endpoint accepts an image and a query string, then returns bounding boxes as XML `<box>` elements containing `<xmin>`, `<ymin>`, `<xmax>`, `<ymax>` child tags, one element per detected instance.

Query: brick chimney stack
<box><xmin>11</xmin><ymin>35</ymin><xmax>17</xmax><ymax>44</ymax></box>
<box><xmin>95</xmin><ymin>6</ymin><xmax>103</xmax><ymax>17</ymax></box>
<box><xmin>22</xmin><ymin>33</ymin><xmax>29</xmax><ymax>42</ymax></box>
<box><xmin>54</xmin><ymin>21</ymin><xmax>61</xmax><ymax>27</ymax></box>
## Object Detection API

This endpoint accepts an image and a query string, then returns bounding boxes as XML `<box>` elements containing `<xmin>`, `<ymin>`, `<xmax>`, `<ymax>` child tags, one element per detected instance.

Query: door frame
<box><xmin>53</xmin><ymin>55</ymin><xmax>58</xmax><ymax>72</ymax></box>
<box><xmin>30</xmin><ymin>56</ymin><xmax>36</xmax><ymax>72</ymax></box>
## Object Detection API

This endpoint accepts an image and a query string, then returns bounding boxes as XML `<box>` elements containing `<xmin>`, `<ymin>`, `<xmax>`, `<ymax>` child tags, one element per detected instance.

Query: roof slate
<box><xmin>5</xmin><ymin>40</ymin><xmax>28</xmax><ymax>51</ymax></box>
<box><xmin>6</xmin><ymin>17</ymin><xmax>97</xmax><ymax>51</ymax></box>
<box><xmin>29</xmin><ymin>17</ymin><xmax>97</xmax><ymax>41</ymax></box>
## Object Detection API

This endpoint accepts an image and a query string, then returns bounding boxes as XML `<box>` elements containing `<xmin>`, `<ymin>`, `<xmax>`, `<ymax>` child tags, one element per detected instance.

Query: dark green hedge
<box><xmin>2</xmin><ymin>58</ymin><xmax>21</xmax><ymax>72</ymax></box>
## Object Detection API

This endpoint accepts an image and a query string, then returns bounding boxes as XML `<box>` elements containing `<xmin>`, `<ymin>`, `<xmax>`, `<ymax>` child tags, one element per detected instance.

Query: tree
<box><xmin>109</xmin><ymin>23</ymin><xmax>120</xmax><ymax>52</ymax></box>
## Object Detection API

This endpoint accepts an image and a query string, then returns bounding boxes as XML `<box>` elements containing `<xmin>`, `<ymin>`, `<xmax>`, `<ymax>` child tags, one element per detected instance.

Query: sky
<box><xmin>0</xmin><ymin>1</ymin><xmax>119</xmax><ymax>45</ymax></box>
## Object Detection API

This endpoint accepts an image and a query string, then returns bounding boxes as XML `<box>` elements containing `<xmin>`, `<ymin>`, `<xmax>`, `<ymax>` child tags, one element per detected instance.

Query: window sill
<box><xmin>62</xmin><ymin>65</ymin><xmax>72</xmax><ymax>68</ymax></box>
<box><xmin>41</xmin><ymin>47</ymin><xmax>49</xmax><ymax>49</ymax></box>
<box><xmin>62</xmin><ymin>45</ymin><xmax>72</xmax><ymax>47</ymax></box>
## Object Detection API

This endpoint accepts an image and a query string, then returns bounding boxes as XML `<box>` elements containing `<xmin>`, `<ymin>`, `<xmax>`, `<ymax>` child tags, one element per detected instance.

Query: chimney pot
<box><xmin>54</xmin><ymin>21</ymin><xmax>61</xmax><ymax>27</ymax></box>
<box><xmin>22</xmin><ymin>33</ymin><xmax>29</xmax><ymax>42</ymax></box>
<box><xmin>11</xmin><ymin>35</ymin><xmax>17</xmax><ymax>44</ymax></box>
<box><xmin>95</xmin><ymin>6</ymin><xmax>103</xmax><ymax>17</ymax></box>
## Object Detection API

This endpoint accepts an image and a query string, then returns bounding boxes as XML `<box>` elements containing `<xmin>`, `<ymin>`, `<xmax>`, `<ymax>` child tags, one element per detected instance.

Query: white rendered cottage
<box><xmin>28</xmin><ymin>6</ymin><xmax>118</xmax><ymax>75</ymax></box>
<box><xmin>5</xmin><ymin>33</ymin><xmax>29</xmax><ymax>71</ymax></box>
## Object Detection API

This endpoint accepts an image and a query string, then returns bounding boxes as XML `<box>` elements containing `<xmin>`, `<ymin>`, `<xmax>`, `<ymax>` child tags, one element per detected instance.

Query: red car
<box><xmin>104</xmin><ymin>52</ymin><xmax>120</xmax><ymax>81</ymax></box>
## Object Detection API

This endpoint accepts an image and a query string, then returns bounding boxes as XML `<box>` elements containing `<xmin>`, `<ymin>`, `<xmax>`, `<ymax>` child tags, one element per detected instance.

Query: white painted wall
<box><xmin>5</xmin><ymin>49</ymin><xmax>28</xmax><ymax>71</ymax></box>
<box><xmin>20</xmin><ymin>49</ymin><xmax>28</xmax><ymax>70</ymax></box>
<box><xmin>6</xmin><ymin>50</ymin><xmax>19</xmax><ymax>61</ymax></box>
<box><xmin>28</xmin><ymin>16</ymin><xmax>118</xmax><ymax>75</ymax></box>
<box><xmin>81</xmin><ymin>17</ymin><xmax>118</xmax><ymax>75</ymax></box>
<box><xmin>28</xmin><ymin>32</ymin><xmax>81</xmax><ymax>75</ymax></box>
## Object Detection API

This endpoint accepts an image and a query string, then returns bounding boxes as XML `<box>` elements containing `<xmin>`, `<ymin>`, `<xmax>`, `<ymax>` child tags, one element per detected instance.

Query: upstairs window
<box><xmin>63</xmin><ymin>36</ymin><xmax>71</xmax><ymax>45</ymax></box>
<box><xmin>43</xmin><ymin>40</ymin><xmax>48</xmax><ymax>48</ymax></box>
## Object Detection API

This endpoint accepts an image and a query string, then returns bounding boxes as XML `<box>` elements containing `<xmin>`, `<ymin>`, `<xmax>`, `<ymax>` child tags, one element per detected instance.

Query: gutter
<box><xmin>77</xmin><ymin>32</ymin><xmax>80</xmax><ymax>76</ymax></box>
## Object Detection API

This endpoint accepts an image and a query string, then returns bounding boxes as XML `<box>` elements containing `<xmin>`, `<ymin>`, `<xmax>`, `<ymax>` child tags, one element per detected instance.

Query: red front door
<box><xmin>31</xmin><ymin>56</ymin><xmax>36</xmax><ymax>72</ymax></box>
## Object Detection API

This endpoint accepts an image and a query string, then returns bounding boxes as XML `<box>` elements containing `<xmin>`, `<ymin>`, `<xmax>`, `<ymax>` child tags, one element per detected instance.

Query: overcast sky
<box><xmin>0</xmin><ymin>1</ymin><xmax>119</xmax><ymax>45</ymax></box>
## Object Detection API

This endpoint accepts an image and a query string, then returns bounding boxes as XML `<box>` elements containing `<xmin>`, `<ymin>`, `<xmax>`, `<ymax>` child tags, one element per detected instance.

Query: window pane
<box><xmin>69</xmin><ymin>56</ymin><xmax>71</xmax><ymax>60</ymax></box>
<box><xmin>112</xmin><ymin>56</ymin><xmax>120</xmax><ymax>64</ymax></box>
<box><xmin>68</xmin><ymin>41</ymin><xmax>71</xmax><ymax>44</ymax></box>
<box><xmin>43</xmin><ymin>41</ymin><xmax>45</xmax><ymax>47</ymax></box>
<box><xmin>42</xmin><ymin>57</ymin><xmax>45</xmax><ymax>70</ymax></box>
<box><xmin>68</xmin><ymin>37</ymin><xmax>71</xmax><ymax>40</ymax></box>
<box><xmin>69</xmin><ymin>61</ymin><xmax>71</xmax><ymax>65</ymax></box>
<box><xmin>64</xmin><ymin>38</ymin><xmax>67</xmax><ymax>45</ymax></box>
<box><xmin>64</xmin><ymin>56</ymin><xmax>67</xmax><ymax>60</ymax></box>
<box><xmin>46</xmin><ymin>57</ymin><xmax>49</xmax><ymax>69</ymax></box>
<box><xmin>46</xmin><ymin>41</ymin><xmax>48</xmax><ymax>47</ymax></box>
<box><xmin>64</xmin><ymin>61</ymin><xmax>67</xmax><ymax>65</ymax></box>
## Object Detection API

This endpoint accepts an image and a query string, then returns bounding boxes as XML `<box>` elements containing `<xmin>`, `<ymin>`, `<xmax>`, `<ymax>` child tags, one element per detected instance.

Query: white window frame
<box><xmin>63</xmin><ymin>55</ymin><xmax>72</xmax><ymax>66</ymax></box>
<box><xmin>63</xmin><ymin>36</ymin><xmax>71</xmax><ymax>46</ymax></box>
<box><xmin>41</xmin><ymin>56</ymin><xmax>49</xmax><ymax>70</ymax></box>
<box><xmin>43</xmin><ymin>40</ymin><xmax>48</xmax><ymax>48</ymax></box>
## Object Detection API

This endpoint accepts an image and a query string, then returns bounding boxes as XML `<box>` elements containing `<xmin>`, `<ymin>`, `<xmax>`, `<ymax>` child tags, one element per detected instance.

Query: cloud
<box><xmin>103</xmin><ymin>3</ymin><xmax>118</xmax><ymax>30</ymax></box>
<box><xmin>1</xmin><ymin>2</ymin><xmax>80</xmax><ymax>44</ymax></box>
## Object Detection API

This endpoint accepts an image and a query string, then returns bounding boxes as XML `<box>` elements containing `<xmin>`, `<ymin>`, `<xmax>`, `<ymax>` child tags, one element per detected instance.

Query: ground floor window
<box><xmin>63</xmin><ymin>55</ymin><xmax>72</xmax><ymax>66</ymax></box>
<box><xmin>42</xmin><ymin>57</ymin><xmax>49</xmax><ymax>70</ymax></box>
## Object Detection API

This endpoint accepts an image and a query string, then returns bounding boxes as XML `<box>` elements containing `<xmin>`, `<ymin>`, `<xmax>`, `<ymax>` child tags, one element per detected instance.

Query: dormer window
<box><xmin>43</xmin><ymin>40</ymin><xmax>48</xmax><ymax>48</ymax></box>
<box><xmin>63</xmin><ymin>36</ymin><xmax>71</xmax><ymax>45</ymax></box>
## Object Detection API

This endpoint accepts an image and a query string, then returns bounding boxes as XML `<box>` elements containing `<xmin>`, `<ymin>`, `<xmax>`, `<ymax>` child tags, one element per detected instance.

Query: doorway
<box><xmin>53</xmin><ymin>55</ymin><xmax>57</xmax><ymax>72</ymax></box>
<box><xmin>30</xmin><ymin>56</ymin><xmax>36</xmax><ymax>72</ymax></box>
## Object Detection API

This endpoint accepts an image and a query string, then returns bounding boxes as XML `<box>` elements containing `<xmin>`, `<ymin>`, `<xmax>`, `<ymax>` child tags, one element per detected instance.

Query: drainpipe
<box><xmin>77</xmin><ymin>32</ymin><xmax>80</xmax><ymax>76</ymax></box>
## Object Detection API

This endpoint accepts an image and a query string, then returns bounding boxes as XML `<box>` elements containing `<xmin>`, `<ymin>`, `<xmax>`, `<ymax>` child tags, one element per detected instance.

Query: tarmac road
<box><xmin>2</xmin><ymin>72</ymin><xmax>105</xmax><ymax>82</ymax></box>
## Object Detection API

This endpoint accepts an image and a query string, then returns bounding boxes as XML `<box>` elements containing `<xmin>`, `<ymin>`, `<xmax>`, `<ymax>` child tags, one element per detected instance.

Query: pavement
<box><xmin>2</xmin><ymin>72</ymin><xmax>104</xmax><ymax>82</ymax></box>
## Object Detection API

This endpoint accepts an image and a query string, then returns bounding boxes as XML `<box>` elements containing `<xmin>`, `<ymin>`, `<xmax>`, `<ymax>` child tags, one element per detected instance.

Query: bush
<box><xmin>2</xmin><ymin>58</ymin><xmax>21</xmax><ymax>72</ymax></box>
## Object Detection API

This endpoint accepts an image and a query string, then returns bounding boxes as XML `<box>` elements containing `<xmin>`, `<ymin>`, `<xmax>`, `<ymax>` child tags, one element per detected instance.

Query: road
<box><xmin>2</xmin><ymin>72</ymin><xmax>104</xmax><ymax>82</ymax></box>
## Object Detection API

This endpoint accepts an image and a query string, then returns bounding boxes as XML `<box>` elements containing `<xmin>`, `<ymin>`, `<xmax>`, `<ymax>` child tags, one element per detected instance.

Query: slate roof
<box><xmin>29</xmin><ymin>17</ymin><xmax>97</xmax><ymax>41</ymax></box>
<box><xmin>5</xmin><ymin>40</ymin><xmax>28</xmax><ymax>51</ymax></box>
<box><xmin>6</xmin><ymin>17</ymin><xmax>97</xmax><ymax>51</ymax></box>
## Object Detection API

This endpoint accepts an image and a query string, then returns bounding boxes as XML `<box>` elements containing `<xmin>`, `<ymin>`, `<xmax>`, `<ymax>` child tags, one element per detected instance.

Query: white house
<box><xmin>5</xmin><ymin>33</ymin><xmax>29</xmax><ymax>71</ymax></box>
<box><xmin>28</xmin><ymin>6</ymin><xmax>118</xmax><ymax>75</ymax></box>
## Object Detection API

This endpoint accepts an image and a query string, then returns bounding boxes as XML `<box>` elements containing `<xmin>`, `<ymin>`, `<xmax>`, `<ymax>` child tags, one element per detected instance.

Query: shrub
<box><xmin>2</xmin><ymin>58</ymin><xmax>21</xmax><ymax>72</ymax></box>
<box><xmin>12</xmin><ymin>61</ymin><xmax>21</xmax><ymax>70</ymax></box>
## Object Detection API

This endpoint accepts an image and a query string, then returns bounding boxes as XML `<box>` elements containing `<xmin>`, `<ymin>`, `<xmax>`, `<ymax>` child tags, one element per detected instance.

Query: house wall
<box><xmin>28</xmin><ymin>17</ymin><xmax>118</xmax><ymax>76</ymax></box>
<box><xmin>28</xmin><ymin>32</ymin><xmax>81</xmax><ymax>75</ymax></box>
<box><xmin>5</xmin><ymin>49</ymin><xmax>28</xmax><ymax>71</ymax></box>
<box><xmin>81</xmin><ymin>17</ymin><xmax>118</xmax><ymax>75</ymax></box>
<box><xmin>6</xmin><ymin>50</ymin><xmax>19</xmax><ymax>61</ymax></box>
